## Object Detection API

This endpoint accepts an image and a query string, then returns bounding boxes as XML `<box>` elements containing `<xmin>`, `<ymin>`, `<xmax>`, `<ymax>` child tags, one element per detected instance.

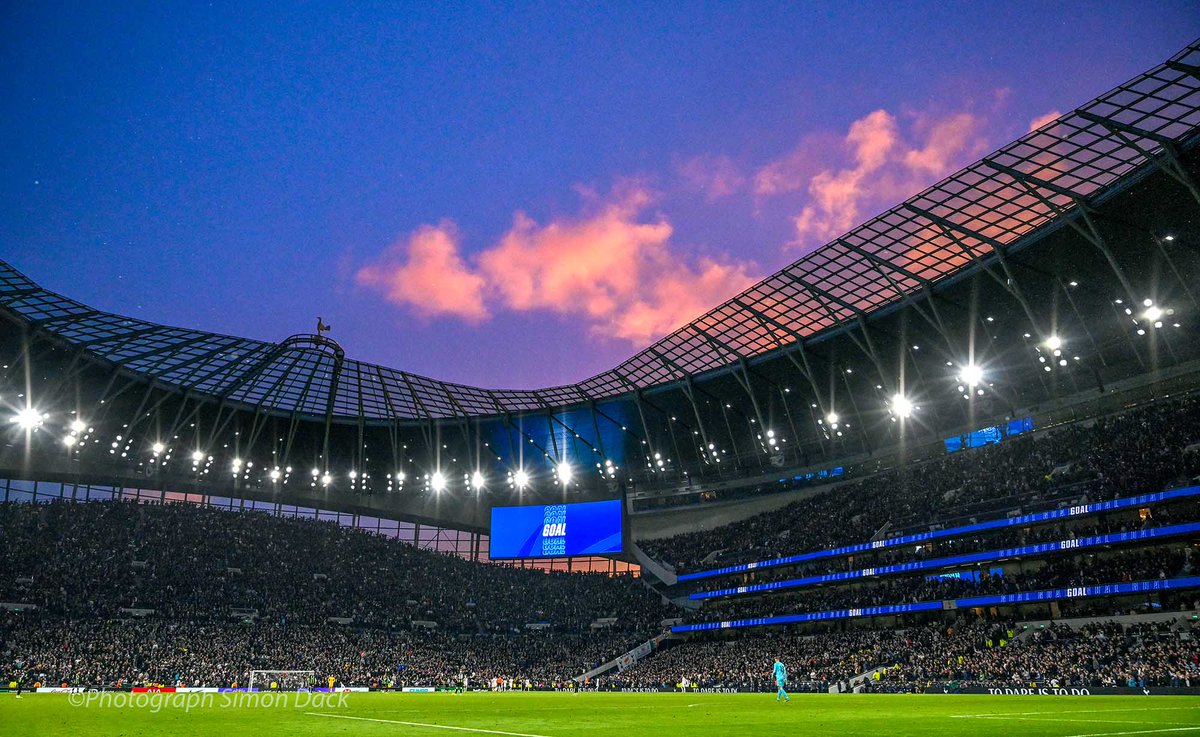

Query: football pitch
<box><xmin>3</xmin><ymin>692</ymin><xmax>1199</xmax><ymax>737</ymax></box>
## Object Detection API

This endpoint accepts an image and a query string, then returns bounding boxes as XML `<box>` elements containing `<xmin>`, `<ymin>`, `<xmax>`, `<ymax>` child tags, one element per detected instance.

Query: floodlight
<box><xmin>472</xmin><ymin>470</ymin><xmax>485</xmax><ymax>489</ymax></box>
<box><xmin>431</xmin><ymin>471</ymin><xmax>446</xmax><ymax>491</ymax></box>
<box><xmin>11</xmin><ymin>407</ymin><xmax>43</xmax><ymax>430</ymax></box>
<box><xmin>514</xmin><ymin>469</ymin><xmax>530</xmax><ymax>488</ymax></box>
<box><xmin>1044</xmin><ymin>335</ymin><xmax>1062</xmax><ymax>351</ymax></box>
<box><xmin>891</xmin><ymin>394</ymin><xmax>914</xmax><ymax>419</ymax></box>
<box><xmin>191</xmin><ymin>450</ymin><xmax>204</xmax><ymax>462</ymax></box>
<box><xmin>961</xmin><ymin>364</ymin><xmax>984</xmax><ymax>387</ymax></box>
<box><xmin>557</xmin><ymin>462</ymin><xmax>572</xmax><ymax>484</ymax></box>
<box><xmin>70</xmin><ymin>419</ymin><xmax>86</xmax><ymax>433</ymax></box>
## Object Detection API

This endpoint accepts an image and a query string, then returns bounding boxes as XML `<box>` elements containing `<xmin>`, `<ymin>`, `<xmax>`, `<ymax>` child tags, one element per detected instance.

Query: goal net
<box><xmin>247</xmin><ymin>670</ymin><xmax>316</xmax><ymax>691</ymax></box>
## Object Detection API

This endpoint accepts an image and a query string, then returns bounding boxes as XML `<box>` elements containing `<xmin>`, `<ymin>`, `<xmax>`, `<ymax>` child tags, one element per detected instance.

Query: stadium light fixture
<box><xmin>1143</xmin><ymin>305</ymin><xmax>1163</xmax><ymax>322</ymax></box>
<box><xmin>191</xmin><ymin>450</ymin><xmax>205</xmax><ymax>462</ymax></box>
<box><xmin>431</xmin><ymin>471</ymin><xmax>447</xmax><ymax>492</ymax></box>
<box><xmin>557</xmin><ymin>462</ymin><xmax>572</xmax><ymax>484</ymax></box>
<box><xmin>514</xmin><ymin>469</ymin><xmax>530</xmax><ymax>489</ymax></box>
<box><xmin>1044</xmin><ymin>335</ymin><xmax>1062</xmax><ymax>351</ymax></box>
<box><xmin>826</xmin><ymin>411</ymin><xmax>839</xmax><ymax>425</ymax></box>
<box><xmin>891</xmin><ymin>393</ymin><xmax>914</xmax><ymax>419</ymax></box>
<box><xmin>63</xmin><ymin>435</ymin><xmax>77</xmax><ymax>447</ymax></box>
<box><xmin>960</xmin><ymin>363</ymin><xmax>984</xmax><ymax>387</ymax></box>
<box><xmin>70</xmin><ymin>419</ymin><xmax>87</xmax><ymax>433</ymax></box>
<box><xmin>472</xmin><ymin>470</ymin><xmax>485</xmax><ymax>490</ymax></box>
<box><xmin>152</xmin><ymin>442</ymin><xmax>165</xmax><ymax>454</ymax></box>
<box><xmin>321</xmin><ymin>473</ymin><xmax>332</xmax><ymax>486</ymax></box>
<box><xmin>11</xmin><ymin>407</ymin><xmax>44</xmax><ymax>430</ymax></box>
<box><xmin>269</xmin><ymin>469</ymin><xmax>281</xmax><ymax>481</ymax></box>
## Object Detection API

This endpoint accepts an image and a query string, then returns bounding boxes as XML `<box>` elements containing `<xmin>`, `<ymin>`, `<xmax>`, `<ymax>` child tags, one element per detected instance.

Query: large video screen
<box><xmin>489</xmin><ymin>499</ymin><xmax>623</xmax><ymax>559</ymax></box>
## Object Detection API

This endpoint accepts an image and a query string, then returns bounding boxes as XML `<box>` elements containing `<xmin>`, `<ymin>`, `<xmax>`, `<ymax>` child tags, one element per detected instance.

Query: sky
<box><xmin>2</xmin><ymin>2</ymin><xmax>1198</xmax><ymax>390</ymax></box>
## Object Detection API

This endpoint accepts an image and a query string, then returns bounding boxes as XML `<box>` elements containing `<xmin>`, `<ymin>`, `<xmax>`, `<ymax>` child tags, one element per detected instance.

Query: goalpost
<box><xmin>247</xmin><ymin>670</ymin><xmax>316</xmax><ymax>691</ymax></box>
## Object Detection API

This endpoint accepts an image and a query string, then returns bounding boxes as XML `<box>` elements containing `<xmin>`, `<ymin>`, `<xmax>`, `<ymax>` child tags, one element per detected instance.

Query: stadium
<box><xmin>3</xmin><ymin>12</ymin><xmax>1200</xmax><ymax>737</ymax></box>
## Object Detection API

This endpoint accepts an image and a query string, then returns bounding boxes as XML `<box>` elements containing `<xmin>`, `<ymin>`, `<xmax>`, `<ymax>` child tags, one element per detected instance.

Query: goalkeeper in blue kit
<box><xmin>772</xmin><ymin>658</ymin><xmax>789</xmax><ymax>702</ymax></box>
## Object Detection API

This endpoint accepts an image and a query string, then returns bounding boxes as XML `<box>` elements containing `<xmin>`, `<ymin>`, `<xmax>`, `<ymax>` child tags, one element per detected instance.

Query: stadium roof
<box><xmin>2</xmin><ymin>41</ymin><xmax>1199</xmax><ymax>422</ymax></box>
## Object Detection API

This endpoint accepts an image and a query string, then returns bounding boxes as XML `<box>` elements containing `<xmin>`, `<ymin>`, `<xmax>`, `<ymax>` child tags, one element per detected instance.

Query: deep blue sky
<box><xmin>3</xmin><ymin>3</ymin><xmax>1197</xmax><ymax>388</ymax></box>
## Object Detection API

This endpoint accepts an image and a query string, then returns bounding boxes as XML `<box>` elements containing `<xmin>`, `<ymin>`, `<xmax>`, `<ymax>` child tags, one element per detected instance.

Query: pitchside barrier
<box><xmin>943</xmin><ymin>686</ymin><xmax>1200</xmax><ymax>696</ymax></box>
<box><xmin>12</xmin><ymin>685</ymin><xmax>1200</xmax><ymax>696</ymax></box>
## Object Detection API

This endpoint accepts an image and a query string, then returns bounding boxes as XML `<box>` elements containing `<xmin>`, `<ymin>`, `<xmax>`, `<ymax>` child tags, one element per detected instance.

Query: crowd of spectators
<box><xmin>876</xmin><ymin>617</ymin><xmax>1200</xmax><ymax>691</ymax></box>
<box><xmin>644</xmin><ymin>395</ymin><xmax>1200</xmax><ymax>572</ymax></box>
<box><xmin>0</xmin><ymin>615</ymin><xmax>644</xmax><ymax>689</ymax></box>
<box><xmin>0</xmin><ymin>500</ymin><xmax>674</xmax><ymax>687</ymax></box>
<box><xmin>0</xmin><ymin>501</ymin><xmax>672</xmax><ymax>632</ymax></box>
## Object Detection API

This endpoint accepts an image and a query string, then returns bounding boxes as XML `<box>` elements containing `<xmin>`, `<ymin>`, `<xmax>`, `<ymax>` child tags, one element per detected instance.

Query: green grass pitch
<box><xmin>3</xmin><ymin>692</ymin><xmax>1198</xmax><ymax>736</ymax></box>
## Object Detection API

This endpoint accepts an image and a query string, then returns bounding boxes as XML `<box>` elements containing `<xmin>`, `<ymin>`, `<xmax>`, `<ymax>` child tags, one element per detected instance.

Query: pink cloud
<box><xmin>904</xmin><ymin>112</ymin><xmax>984</xmax><ymax>174</ymax></box>
<box><xmin>761</xmin><ymin>105</ymin><xmax>991</xmax><ymax>249</ymax></box>
<box><xmin>1028</xmin><ymin>109</ymin><xmax>1062</xmax><ymax>132</ymax></box>
<box><xmin>751</xmin><ymin>132</ymin><xmax>838</xmax><ymax>196</ymax></box>
<box><xmin>610</xmin><ymin>256</ymin><xmax>757</xmax><ymax>343</ymax></box>
<box><xmin>790</xmin><ymin>109</ymin><xmax>901</xmax><ymax>242</ymax></box>
<box><xmin>355</xmin><ymin>221</ymin><xmax>489</xmax><ymax>322</ymax></box>
<box><xmin>357</xmin><ymin>187</ymin><xmax>759</xmax><ymax>345</ymax></box>
<box><xmin>676</xmin><ymin>154</ymin><xmax>746</xmax><ymax>201</ymax></box>
<box><xmin>479</xmin><ymin>186</ymin><xmax>672</xmax><ymax>319</ymax></box>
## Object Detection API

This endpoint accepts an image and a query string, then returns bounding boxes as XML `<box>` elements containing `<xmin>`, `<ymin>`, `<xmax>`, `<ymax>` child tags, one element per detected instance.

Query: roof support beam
<box><xmin>1166</xmin><ymin>60</ymin><xmax>1200</xmax><ymax>81</ymax></box>
<box><xmin>904</xmin><ymin>204</ymin><xmax>1048</xmax><ymax>340</ymax></box>
<box><xmin>733</xmin><ymin>299</ymin><xmax>828</xmax><ymax>417</ymax></box>
<box><xmin>838</xmin><ymin>239</ymin><xmax>957</xmax><ymax>356</ymax></box>
<box><xmin>1076</xmin><ymin>110</ymin><xmax>1200</xmax><ymax>206</ymax></box>
<box><xmin>32</xmin><ymin>309</ymin><xmax>102</xmax><ymax>330</ymax></box>
<box><xmin>983</xmin><ymin>159</ymin><xmax>1141</xmax><ymax>305</ymax></box>
<box><xmin>646</xmin><ymin>347</ymin><xmax>714</xmax><ymax>470</ymax></box>
<box><xmin>689</xmin><ymin>324</ymin><xmax>770</xmax><ymax>433</ymax></box>
<box><xmin>778</xmin><ymin>271</ymin><xmax>895</xmax><ymax>397</ymax></box>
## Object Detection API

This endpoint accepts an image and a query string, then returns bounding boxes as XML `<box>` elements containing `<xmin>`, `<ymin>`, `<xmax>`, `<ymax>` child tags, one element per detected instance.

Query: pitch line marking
<box><xmin>954</xmin><ymin>716</ymin><xmax>1193</xmax><ymax>727</ymax></box>
<box><xmin>305</xmin><ymin>712</ymin><xmax>556</xmax><ymax>737</ymax></box>
<box><xmin>1063</xmin><ymin>728</ymin><xmax>1200</xmax><ymax>737</ymax></box>
<box><xmin>954</xmin><ymin>708</ymin><xmax>1200</xmax><ymax>718</ymax></box>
